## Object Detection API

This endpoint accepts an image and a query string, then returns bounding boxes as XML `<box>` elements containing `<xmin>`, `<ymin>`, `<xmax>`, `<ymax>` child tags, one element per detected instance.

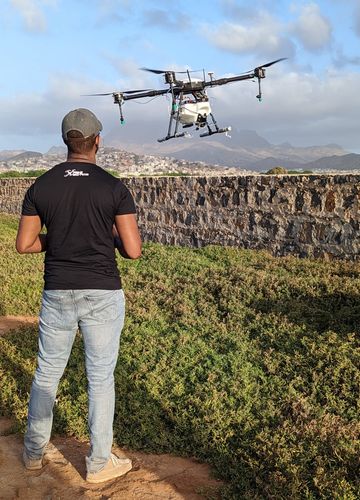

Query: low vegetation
<box><xmin>0</xmin><ymin>170</ymin><xmax>48</xmax><ymax>178</ymax></box>
<box><xmin>0</xmin><ymin>213</ymin><xmax>359</xmax><ymax>498</ymax></box>
<box><xmin>139</xmin><ymin>172</ymin><xmax>192</xmax><ymax>177</ymax></box>
<box><xmin>0</xmin><ymin>169</ymin><xmax>122</xmax><ymax>179</ymax></box>
<box><xmin>265</xmin><ymin>167</ymin><xmax>314</xmax><ymax>175</ymax></box>
<box><xmin>0</xmin><ymin>170</ymin><xmax>192</xmax><ymax>179</ymax></box>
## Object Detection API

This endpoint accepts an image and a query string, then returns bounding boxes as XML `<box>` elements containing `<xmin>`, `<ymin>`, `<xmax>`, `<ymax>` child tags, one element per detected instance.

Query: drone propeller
<box><xmin>257</xmin><ymin>57</ymin><xmax>287</xmax><ymax>69</ymax></box>
<box><xmin>141</xmin><ymin>67</ymin><xmax>201</xmax><ymax>75</ymax></box>
<box><xmin>83</xmin><ymin>89</ymin><xmax>152</xmax><ymax>96</ymax></box>
<box><xmin>141</xmin><ymin>67</ymin><xmax>169</xmax><ymax>75</ymax></box>
<box><xmin>239</xmin><ymin>57</ymin><xmax>287</xmax><ymax>75</ymax></box>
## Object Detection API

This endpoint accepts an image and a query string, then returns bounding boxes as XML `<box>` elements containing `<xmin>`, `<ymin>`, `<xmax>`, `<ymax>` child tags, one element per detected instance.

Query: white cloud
<box><xmin>11</xmin><ymin>0</ymin><xmax>46</xmax><ymax>32</ymax></box>
<box><xmin>292</xmin><ymin>3</ymin><xmax>332</xmax><ymax>51</ymax></box>
<box><xmin>0</xmin><ymin>70</ymin><xmax>166</xmax><ymax>151</ymax></box>
<box><xmin>93</xmin><ymin>0</ymin><xmax>132</xmax><ymax>27</ymax></box>
<box><xmin>208</xmin><ymin>69</ymin><xmax>360</xmax><ymax>149</ymax></box>
<box><xmin>143</xmin><ymin>8</ymin><xmax>191</xmax><ymax>31</ymax></box>
<box><xmin>332</xmin><ymin>47</ymin><xmax>360</xmax><ymax>68</ymax></box>
<box><xmin>205</xmin><ymin>4</ymin><xmax>332</xmax><ymax>59</ymax></box>
<box><xmin>0</xmin><ymin>75</ymin><xmax>111</xmax><ymax>137</ymax></box>
<box><xmin>1</xmin><ymin>66</ymin><xmax>360</xmax><ymax>152</ymax></box>
<box><xmin>102</xmin><ymin>57</ymin><xmax>156</xmax><ymax>91</ymax></box>
<box><xmin>10</xmin><ymin>0</ymin><xmax>57</xmax><ymax>32</ymax></box>
<box><xmin>220</xmin><ymin>0</ymin><xmax>269</xmax><ymax>22</ymax></box>
<box><xmin>203</xmin><ymin>13</ymin><xmax>295</xmax><ymax>58</ymax></box>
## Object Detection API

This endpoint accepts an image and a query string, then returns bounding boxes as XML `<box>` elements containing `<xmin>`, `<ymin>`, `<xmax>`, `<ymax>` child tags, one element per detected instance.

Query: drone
<box><xmin>86</xmin><ymin>58</ymin><xmax>286</xmax><ymax>143</ymax></box>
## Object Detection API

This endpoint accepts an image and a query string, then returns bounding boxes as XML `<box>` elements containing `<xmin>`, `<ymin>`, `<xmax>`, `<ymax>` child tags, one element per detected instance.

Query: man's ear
<box><xmin>95</xmin><ymin>134</ymin><xmax>101</xmax><ymax>153</ymax></box>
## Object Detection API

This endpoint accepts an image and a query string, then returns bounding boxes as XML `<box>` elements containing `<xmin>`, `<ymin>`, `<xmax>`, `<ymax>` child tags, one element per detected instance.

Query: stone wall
<box><xmin>1</xmin><ymin>175</ymin><xmax>359</xmax><ymax>260</ymax></box>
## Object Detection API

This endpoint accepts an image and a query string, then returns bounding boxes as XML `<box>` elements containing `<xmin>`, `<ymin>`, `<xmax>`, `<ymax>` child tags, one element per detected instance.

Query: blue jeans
<box><xmin>24</xmin><ymin>289</ymin><xmax>125</xmax><ymax>473</ymax></box>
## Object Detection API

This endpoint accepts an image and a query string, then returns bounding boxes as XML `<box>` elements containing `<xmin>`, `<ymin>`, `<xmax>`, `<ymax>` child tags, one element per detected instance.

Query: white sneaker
<box><xmin>86</xmin><ymin>453</ymin><xmax>132</xmax><ymax>484</ymax></box>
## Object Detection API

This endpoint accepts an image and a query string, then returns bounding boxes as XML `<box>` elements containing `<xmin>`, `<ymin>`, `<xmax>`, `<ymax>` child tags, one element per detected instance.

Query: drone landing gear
<box><xmin>199</xmin><ymin>113</ymin><xmax>231</xmax><ymax>138</ymax></box>
<box><xmin>158</xmin><ymin>132</ymin><xmax>187</xmax><ymax>143</ymax></box>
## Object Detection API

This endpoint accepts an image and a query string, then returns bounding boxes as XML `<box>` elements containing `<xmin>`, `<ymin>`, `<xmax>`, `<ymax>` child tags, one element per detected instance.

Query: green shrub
<box><xmin>0</xmin><ymin>214</ymin><xmax>359</xmax><ymax>498</ymax></box>
<box><xmin>266</xmin><ymin>166</ymin><xmax>288</xmax><ymax>175</ymax></box>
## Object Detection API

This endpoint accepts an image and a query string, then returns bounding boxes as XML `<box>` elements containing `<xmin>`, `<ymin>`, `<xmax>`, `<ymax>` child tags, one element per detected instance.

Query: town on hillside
<box><xmin>0</xmin><ymin>147</ymin><xmax>254</xmax><ymax>177</ymax></box>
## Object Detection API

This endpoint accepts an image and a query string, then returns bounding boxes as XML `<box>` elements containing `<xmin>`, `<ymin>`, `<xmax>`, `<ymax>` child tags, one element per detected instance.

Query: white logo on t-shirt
<box><xmin>64</xmin><ymin>169</ymin><xmax>89</xmax><ymax>177</ymax></box>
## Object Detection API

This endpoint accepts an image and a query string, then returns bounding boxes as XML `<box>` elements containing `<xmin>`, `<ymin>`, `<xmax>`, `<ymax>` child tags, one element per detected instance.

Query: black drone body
<box><xmin>86</xmin><ymin>58</ymin><xmax>286</xmax><ymax>143</ymax></box>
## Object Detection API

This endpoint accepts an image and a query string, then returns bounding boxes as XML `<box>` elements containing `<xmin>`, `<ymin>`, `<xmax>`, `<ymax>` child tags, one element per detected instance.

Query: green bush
<box><xmin>0</xmin><ymin>214</ymin><xmax>359</xmax><ymax>498</ymax></box>
<box><xmin>266</xmin><ymin>166</ymin><xmax>288</xmax><ymax>175</ymax></box>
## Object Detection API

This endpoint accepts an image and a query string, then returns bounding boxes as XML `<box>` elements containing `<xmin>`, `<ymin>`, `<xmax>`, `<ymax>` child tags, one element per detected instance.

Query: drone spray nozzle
<box><xmin>117</xmin><ymin>101</ymin><xmax>125</xmax><ymax>124</ymax></box>
<box><xmin>256</xmin><ymin>76</ymin><xmax>263</xmax><ymax>101</ymax></box>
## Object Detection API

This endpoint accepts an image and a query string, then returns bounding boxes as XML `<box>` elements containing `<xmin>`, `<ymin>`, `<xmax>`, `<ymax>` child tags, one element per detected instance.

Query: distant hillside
<box><xmin>107</xmin><ymin>128</ymin><xmax>347</xmax><ymax>170</ymax></box>
<box><xmin>47</xmin><ymin>146</ymin><xmax>66</xmax><ymax>155</ymax></box>
<box><xmin>247</xmin><ymin>157</ymin><xmax>303</xmax><ymax>171</ymax></box>
<box><xmin>0</xmin><ymin>150</ymin><xmax>26</xmax><ymax>161</ymax></box>
<box><xmin>227</xmin><ymin>129</ymin><xmax>272</xmax><ymax>149</ymax></box>
<box><xmin>303</xmin><ymin>153</ymin><xmax>360</xmax><ymax>171</ymax></box>
<box><xmin>8</xmin><ymin>151</ymin><xmax>42</xmax><ymax>162</ymax></box>
<box><xmin>1</xmin><ymin>136</ymin><xmax>359</xmax><ymax>175</ymax></box>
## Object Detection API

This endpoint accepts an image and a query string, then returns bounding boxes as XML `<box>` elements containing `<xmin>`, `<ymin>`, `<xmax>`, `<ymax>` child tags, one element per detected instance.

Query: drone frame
<box><xmin>86</xmin><ymin>58</ymin><xmax>286</xmax><ymax>143</ymax></box>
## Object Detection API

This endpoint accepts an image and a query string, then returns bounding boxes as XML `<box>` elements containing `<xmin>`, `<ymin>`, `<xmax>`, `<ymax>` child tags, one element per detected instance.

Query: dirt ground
<box><xmin>0</xmin><ymin>315</ymin><xmax>38</xmax><ymax>336</ymax></box>
<box><xmin>0</xmin><ymin>317</ymin><xmax>223</xmax><ymax>499</ymax></box>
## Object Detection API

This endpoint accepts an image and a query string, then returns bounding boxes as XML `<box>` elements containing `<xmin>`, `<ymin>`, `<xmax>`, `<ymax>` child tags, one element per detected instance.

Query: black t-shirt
<box><xmin>21</xmin><ymin>162</ymin><xmax>136</xmax><ymax>290</ymax></box>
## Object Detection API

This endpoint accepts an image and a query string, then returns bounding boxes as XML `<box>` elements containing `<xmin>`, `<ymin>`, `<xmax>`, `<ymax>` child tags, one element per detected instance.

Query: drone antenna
<box><xmin>208</xmin><ymin>71</ymin><xmax>214</xmax><ymax>84</ymax></box>
<box><xmin>187</xmin><ymin>69</ymin><xmax>191</xmax><ymax>83</ymax></box>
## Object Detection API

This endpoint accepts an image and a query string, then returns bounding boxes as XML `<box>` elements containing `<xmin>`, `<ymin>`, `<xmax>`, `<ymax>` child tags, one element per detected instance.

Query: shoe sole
<box><xmin>86</xmin><ymin>463</ymin><xmax>132</xmax><ymax>483</ymax></box>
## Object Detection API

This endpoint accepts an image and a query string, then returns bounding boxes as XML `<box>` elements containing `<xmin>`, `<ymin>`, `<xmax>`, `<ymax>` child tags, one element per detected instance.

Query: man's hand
<box><xmin>16</xmin><ymin>215</ymin><xmax>46</xmax><ymax>254</ymax></box>
<box><xmin>114</xmin><ymin>214</ymin><xmax>141</xmax><ymax>259</ymax></box>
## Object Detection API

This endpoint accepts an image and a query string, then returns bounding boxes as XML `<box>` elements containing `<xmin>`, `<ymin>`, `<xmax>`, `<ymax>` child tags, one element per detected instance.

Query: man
<box><xmin>16</xmin><ymin>108</ymin><xmax>142</xmax><ymax>484</ymax></box>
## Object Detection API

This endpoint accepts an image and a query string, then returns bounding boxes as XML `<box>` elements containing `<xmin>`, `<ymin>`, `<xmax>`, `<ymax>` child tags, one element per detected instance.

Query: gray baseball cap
<box><xmin>62</xmin><ymin>108</ymin><xmax>103</xmax><ymax>139</ymax></box>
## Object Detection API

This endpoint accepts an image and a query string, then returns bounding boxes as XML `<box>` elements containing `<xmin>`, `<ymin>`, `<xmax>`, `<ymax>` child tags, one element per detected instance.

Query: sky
<box><xmin>1</xmin><ymin>0</ymin><xmax>360</xmax><ymax>152</ymax></box>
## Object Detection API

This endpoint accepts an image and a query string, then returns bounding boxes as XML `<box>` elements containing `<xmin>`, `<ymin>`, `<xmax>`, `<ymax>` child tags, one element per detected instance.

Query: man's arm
<box><xmin>114</xmin><ymin>214</ymin><xmax>142</xmax><ymax>259</ymax></box>
<box><xmin>16</xmin><ymin>215</ymin><xmax>46</xmax><ymax>254</ymax></box>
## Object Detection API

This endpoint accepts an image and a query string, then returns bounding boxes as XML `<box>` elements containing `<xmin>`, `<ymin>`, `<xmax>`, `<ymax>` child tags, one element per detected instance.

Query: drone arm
<box><xmin>203</xmin><ymin>73</ymin><xmax>255</xmax><ymax>88</ymax></box>
<box><xmin>122</xmin><ymin>89</ymin><xmax>169</xmax><ymax>101</ymax></box>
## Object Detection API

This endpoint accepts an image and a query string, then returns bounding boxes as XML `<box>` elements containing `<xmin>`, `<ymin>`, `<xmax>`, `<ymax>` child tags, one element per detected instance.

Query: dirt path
<box><xmin>0</xmin><ymin>315</ymin><xmax>37</xmax><ymax>336</ymax></box>
<box><xmin>0</xmin><ymin>317</ymin><xmax>223</xmax><ymax>499</ymax></box>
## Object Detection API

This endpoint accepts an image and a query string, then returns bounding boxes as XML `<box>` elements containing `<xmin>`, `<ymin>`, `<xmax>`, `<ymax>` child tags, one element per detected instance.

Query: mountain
<box><xmin>225</xmin><ymin>129</ymin><xmax>272</xmax><ymax>149</ymax></box>
<box><xmin>303</xmin><ymin>153</ymin><xmax>360</xmax><ymax>171</ymax></box>
<box><xmin>7</xmin><ymin>151</ymin><xmax>43</xmax><ymax>162</ymax></box>
<box><xmin>0</xmin><ymin>150</ymin><xmax>26</xmax><ymax>161</ymax></box>
<box><xmin>1</xmin><ymin>131</ymin><xmax>358</xmax><ymax>174</ymax></box>
<box><xmin>47</xmin><ymin>146</ymin><xmax>66</xmax><ymax>155</ymax></box>
<box><xmin>247</xmin><ymin>157</ymin><xmax>303</xmax><ymax>171</ymax></box>
<box><xmin>106</xmin><ymin>128</ymin><xmax>347</xmax><ymax>170</ymax></box>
